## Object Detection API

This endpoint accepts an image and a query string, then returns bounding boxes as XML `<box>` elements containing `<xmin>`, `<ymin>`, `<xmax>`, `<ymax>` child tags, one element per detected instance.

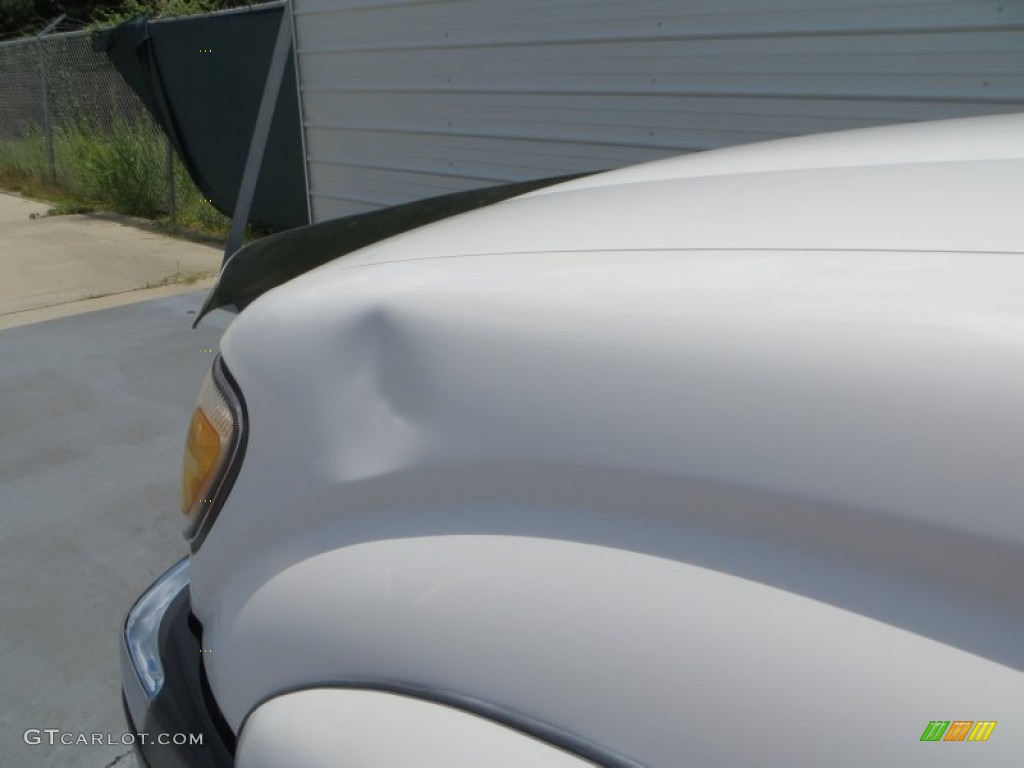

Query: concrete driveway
<box><xmin>0</xmin><ymin>192</ymin><xmax>222</xmax><ymax>330</ymax></box>
<box><xmin>0</xmin><ymin>192</ymin><xmax>233</xmax><ymax>767</ymax></box>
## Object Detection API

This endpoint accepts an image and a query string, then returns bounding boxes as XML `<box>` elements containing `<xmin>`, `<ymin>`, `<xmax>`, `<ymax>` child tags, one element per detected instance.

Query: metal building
<box><xmin>286</xmin><ymin>0</ymin><xmax>1024</xmax><ymax>222</ymax></box>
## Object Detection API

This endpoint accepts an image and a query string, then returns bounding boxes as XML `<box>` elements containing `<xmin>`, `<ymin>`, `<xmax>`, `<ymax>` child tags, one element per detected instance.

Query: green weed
<box><xmin>0</xmin><ymin>119</ymin><xmax>233</xmax><ymax>238</ymax></box>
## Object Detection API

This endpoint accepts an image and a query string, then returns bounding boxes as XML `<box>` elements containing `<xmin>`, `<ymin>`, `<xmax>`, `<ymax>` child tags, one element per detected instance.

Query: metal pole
<box><xmin>36</xmin><ymin>16</ymin><xmax>63</xmax><ymax>185</ymax></box>
<box><xmin>165</xmin><ymin>135</ymin><xmax>177</xmax><ymax>225</ymax></box>
<box><xmin>36</xmin><ymin>40</ymin><xmax>55</xmax><ymax>184</ymax></box>
<box><xmin>287</xmin><ymin>0</ymin><xmax>312</xmax><ymax>226</ymax></box>
<box><xmin>224</xmin><ymin>5</ymin><xmax>293</xmax><ymax>261</ymax></box>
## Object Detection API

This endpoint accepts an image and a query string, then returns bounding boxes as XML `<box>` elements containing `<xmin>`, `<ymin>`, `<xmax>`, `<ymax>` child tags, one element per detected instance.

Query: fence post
<box><xmin>165</xmin><ymin>135</ymin><xmax>177</xmax><ymax>225</ymax></box>
<box><xmin>35</xmin><ymin>38</ymin><xmax>56</xmax><ymax>184</ymax></box>
<box><xmin>35</xmin><ymin>16</ymin><xmax>63</xmax><ymax>185</ymax></box>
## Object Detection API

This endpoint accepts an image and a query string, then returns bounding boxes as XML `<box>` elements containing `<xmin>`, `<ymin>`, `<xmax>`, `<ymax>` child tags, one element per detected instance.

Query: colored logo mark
<box><xmin>921</xmin><ymin>721</ymin><xmax>996</xmax><ymax>742</ymax></box>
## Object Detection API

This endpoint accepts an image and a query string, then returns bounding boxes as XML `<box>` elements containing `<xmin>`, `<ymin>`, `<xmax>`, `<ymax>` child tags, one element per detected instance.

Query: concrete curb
<box><xmin>0</xmin><ymin>278</ymin><xmax>220</xmax><ymax>331</ymax></box>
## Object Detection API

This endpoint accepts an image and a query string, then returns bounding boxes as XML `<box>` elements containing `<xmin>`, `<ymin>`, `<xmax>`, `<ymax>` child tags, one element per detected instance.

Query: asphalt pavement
<box><xmin>0</xmin><ymin>192</ymin><xmax>233</xmax><ymax>767</ymax></box>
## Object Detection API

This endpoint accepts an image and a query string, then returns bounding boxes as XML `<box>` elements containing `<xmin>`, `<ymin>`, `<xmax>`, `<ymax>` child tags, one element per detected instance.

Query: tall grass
<box><xmin>0</xmin><ymin>133</ymin><xmax>47</xmax><ymax>180</ymax></box>
<box><xmin>0</xmin><ymin>119</ymin><xmax>231</xmax><ymax>237</ymax></box>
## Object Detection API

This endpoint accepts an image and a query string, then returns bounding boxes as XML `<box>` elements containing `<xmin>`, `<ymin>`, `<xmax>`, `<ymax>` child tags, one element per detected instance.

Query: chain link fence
<box><xmin>0</xmin><ymin>30</ymin><xmax>152</xmax><ymax>134</ymax></box>
<box><xmin>0</xmin><ymin>26</ymin><xmax>218</xmax><ymax>227</ymax></box>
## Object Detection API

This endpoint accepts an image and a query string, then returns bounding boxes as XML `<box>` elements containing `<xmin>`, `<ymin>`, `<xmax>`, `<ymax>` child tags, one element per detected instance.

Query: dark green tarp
<box><xmin>93</xmin><ymin>6</ymin><xmax>307</xmax><ymax>230</ymax></box>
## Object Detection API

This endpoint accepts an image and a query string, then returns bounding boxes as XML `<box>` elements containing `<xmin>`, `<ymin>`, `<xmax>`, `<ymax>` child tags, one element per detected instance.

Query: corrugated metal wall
<box><xmin>289</xmin><ymin>0</ymin><xmax>1024</xmax><ymax>222</ymax></box>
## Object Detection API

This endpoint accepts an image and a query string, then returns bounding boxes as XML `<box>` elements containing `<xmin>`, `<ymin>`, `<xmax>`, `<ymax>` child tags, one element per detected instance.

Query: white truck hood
<box><xmin>197</xmin><ymin>115</ymin><xmax>1024</xmax><ymax>753</ymax></box>
<box><xmin>337</xmin><ymin>112</ymin><xmax>1024</xmax><ymax>267</ymax></box>
<box><xmin>210</xmin><ymin>111</ymin><xmax>1024</xmax><ymax>629</ymax></box>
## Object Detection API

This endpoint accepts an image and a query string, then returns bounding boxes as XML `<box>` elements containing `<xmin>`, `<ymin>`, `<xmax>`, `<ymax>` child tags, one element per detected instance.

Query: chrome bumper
<box><xmin>121</xmin><ymin>558</ymin><xmax>190</xmax><ymax>730</ymax></box>
<box><xmin>120</xmin><ymin>558</ymin><xmax>233</xmax><ymax>767</ymax></box>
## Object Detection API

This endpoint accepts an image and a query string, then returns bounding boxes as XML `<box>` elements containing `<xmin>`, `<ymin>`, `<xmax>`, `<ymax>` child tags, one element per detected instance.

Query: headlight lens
<box><xmin>181</xmin><ymin>357</ymin><xmax>246</xmax><ymax>547</ymax></box>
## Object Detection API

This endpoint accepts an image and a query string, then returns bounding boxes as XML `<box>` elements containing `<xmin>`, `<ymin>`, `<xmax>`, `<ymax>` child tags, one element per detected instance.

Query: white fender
<box><xmin>236</xmin><ymin>688</ymin><xmax>595</xmax><ymax>768</ymax></box>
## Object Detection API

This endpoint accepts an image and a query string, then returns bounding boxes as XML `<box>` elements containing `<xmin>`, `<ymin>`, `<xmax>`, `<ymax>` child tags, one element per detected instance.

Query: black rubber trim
<box><xmin>186</xmin><ymin>357</ymin><xmax>248</xmax><ymax>552</ymax></box>
<box><xmin>123</xmin><ymin>590</ymin><xmax>234</xmax><ymax>768</ymax></box>
<box><xmin>198</xmin><ymin>636</ymin><xmax>237</xmax><ymax>754</ymax></box>
<box><xmin>121</xmin><ymin>696</ymin><xmax>152</xmax><ymax>768</ymax></box>
<box><xmin>239</xmin><ymin>680</ymin><xmax>647</xmax><ymax>768</ymax></box>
